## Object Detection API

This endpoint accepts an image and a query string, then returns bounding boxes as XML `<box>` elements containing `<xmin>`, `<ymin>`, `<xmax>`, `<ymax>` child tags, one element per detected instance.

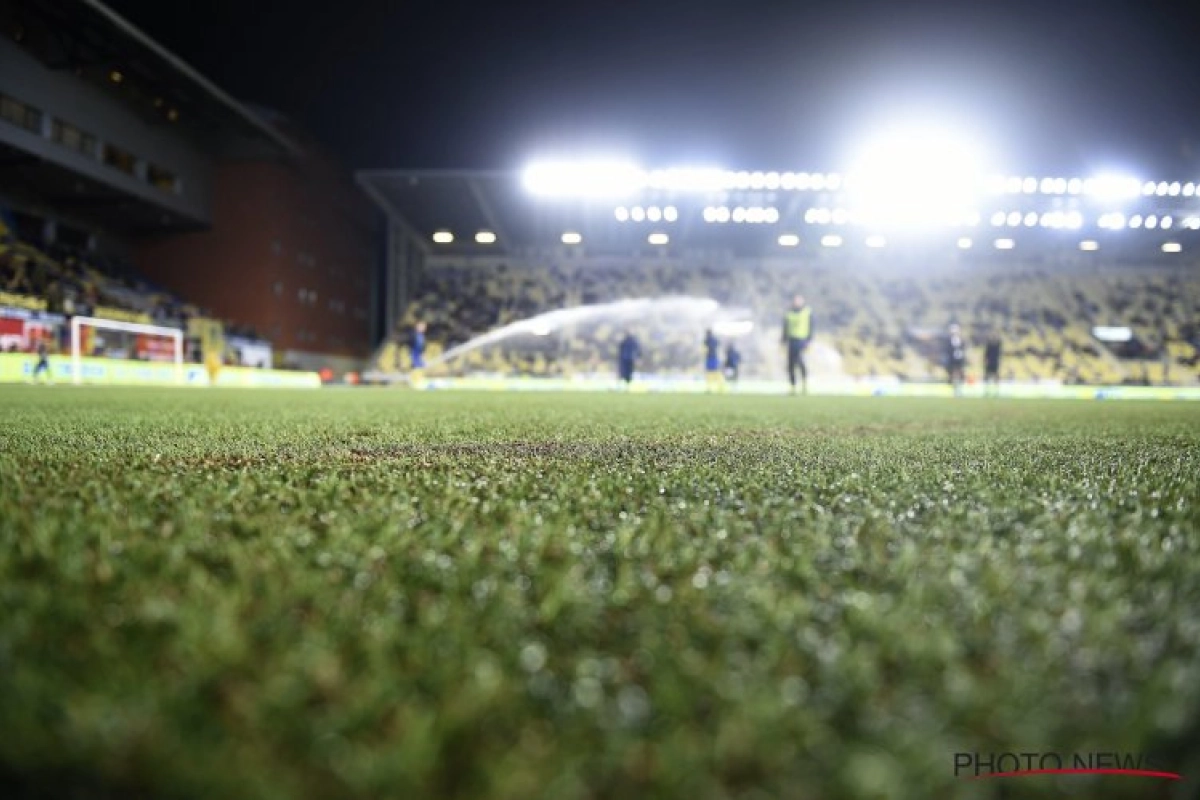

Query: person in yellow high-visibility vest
<box><xmin>782</xmin><ymin>294</ymin><xmax>813</xmax><ymax>395</ymax></box>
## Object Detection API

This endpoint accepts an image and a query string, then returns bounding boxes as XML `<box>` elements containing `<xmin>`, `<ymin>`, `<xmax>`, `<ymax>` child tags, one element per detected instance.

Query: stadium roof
<box><xmin>358</xmin><ymin>168</ymin><xmax>1200</xmax><ymax>262</ymax></box>
<box><xmin>3</xmin><ymin>0</ymin><xmax>299</xmax><ymax>157</ymax></box>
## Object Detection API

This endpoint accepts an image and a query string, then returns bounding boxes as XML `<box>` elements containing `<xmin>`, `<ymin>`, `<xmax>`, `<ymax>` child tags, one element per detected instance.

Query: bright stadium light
<box><xmin>615</xmin><ymin>207</ymin><xmax>630</xmax><ymax>222</ymax></box>
<box><xmin>1007</xmin><ymin>211</ymin><xmax>1022</xmax><ymax>227</ymax></box>
<box><xmin>522</xmin><ymin>160</ymin><xmax>645</xmax><ymax>197</ymax></box>
<box><xmin>821</xmin><ymin>234</ymin><xmax>843</xmax><ymax>247</ymax></box>
<box><xmin>664</xmin><ymin>206</ymin><xmax>679</xmax><ymax>222</ymax></box>
<box><xmin>659</xmin><ymin>168</ymin><xmax>727</xmax><ymax>192</ymax></box>
<box><xmin>995</xmin><ymin>238</ymin><xmax>1015</xmax><ymax>249</ymax></box>
<box><xmin>1039</xmin><ymin>178</ymin><xmax>1056</xmax><ymax>194</ymax></box>
<box><xmin>1088</xmin><ymin>174</ymin><xmax>1142</xmax><ymax>201</ymax></box>
<box><xmin>764</xmin><ymin>207</ymin><xmax>780</xmax><ymax>224</ymax></box>
<box><xmin>1098</xmin><ymin>212</ymin><xmax>1126</xmax><ymax>230</ymax></box>
<box><xmin>1130</xmin><ymin>214</ymin><xmax>1143</xmax><ymax>229</ymax></box>
<box><xmin>631</xmin><ymin>206</ymin><xmax>646</xmax><ymax>222</ymax></box>
<box><xmin>1156</xmin><ymin>181</ymin><xmax>1169</xmax><ymax>196</ymax></box>
<box><xmin>750</xmin><ymin>171</ymin><xmax>766</xmax><ymax>189</ymax></box>
<box><xmin>702</xmin><ymin>206</ymin><xmax>718</xmax><ymax>223</ymax></box>
<box><xmin>1145</xmin><ymin>214</ymin><xmax>1158</xmax><ymax>230</ymax></box>
<box><xmin>734</xmin><ymin>171</ymin><xmax>751</xmax><ymax>189</ymax></box>
<box><xmin>781</xmin><ymin>172</ymin><xmax>797</xmax><ymax>190</ymax></box>
<box><xmin>832</xmin><ymin>208</ymin><xmax>850</xmax><ymax>225</ymax></box>
<box><xmin>648</xmin><ymin>232</ymin><xmax>669</xmax><ymax>245</ymax></box>
<box><xmin>716</xmin><ymin>206</ymin><xmax>731</xmax><ymax>223</ymax></box>
<box><xmin>958</xmin><ymin>237</ymin><xmax>973</xmax><ymax>249</ymax></box>
<box><xmin>795</xmin><ymin>172</ymin><xmax>812</xmax><ymax>190</ymax></box>
<box><xmin>1006</xmin><ymin>176</ymin><xmax>1023</xmax><ymax>194</ymax></box>
<box><xmin>1169</xmin><ymin>182</ymin><xmax>1181</xmax><ymax>196</ymax></box>
<box><xmin>1185</xmin><ymin>183</ymin><xmax>1196</xmax><ymax>197</ymax></box>
<box><xmin>647</xmin><ymin>206</ymin><xmax>662</xmax><ymax>222</ymax></box>
<box><xmin>990</xmin><ymin>211</ymin><xmax>1006</xmax><ymax>226</ymax></box>
<box><xmin>732</xmin><ymin>207</ymin><xmax>747</xmax><ymax>223</ymax></box>
<box><xmin>1162</xmin><ymin>242</ymin><xmax>1182</xmax><ymax>253</ymax></box>
<box><xmin>811</xmin><ymin>173</ymin><xmax>827</xmax><ymax>191</ymax></box>
<box><xmin>1067</xmin><ymin>178</ymin><xmax>1083</xmax><ymax>195</ymax></box>
<box><xmin>1161</xmin><ymin>215</ymin><xmax>1173</xmax><ymax>229</ymax></box>
<box><xmin>1080</xmin><ymin>240</ymin><xmax>1099</xmax><ymax>251</ymax></box>
<box><xmin>561</xmin><ymin>231</ymin><xmax>583</xmax><ymax>245</ymax></box>
<box><xmin>1023</xmin><ymin>212</ymin><xmax>1038</xmax><ymax>227</ymax></box>
<box><xmin>844</xmin><ymin>123</ymin><xmax>989</xmax><ymax>230</ymax></box>
<box><xmin>1065</xmin><ymin>211</ymin><xmax>1083</xmax><ymax>229</ymax></box>
<box><xmin>865</xmin><ymin>234</ymin><xmax>887</xmax><ymax>248</ymax></box>
<box><xmin>778</xmin><ymin>234</ymin><xmax>800</xmax><ymax>247</ymax></box>
<box><xmin>765</xmin><ymin>171</ymin><xmax>781</xmax><ymax>189</ymax></box>
<box><xmin>432</xmin><ymin>231</ymin><xmax>454</xmax><ymax>244</ymax></box>
<box><xmin>1023</xmin><ymin>177</ymin><xmax>1038</xmax><ymax>194</ymax></box>
<box><xmin>1143</xmin><ymin>180</ymin><xmax>1157</xmax><ymax>196</ymax></box>
<box><xmin>475</xmin><ymin>230</ymin><xmax>497</xmax><ymax>244</ymax></box>
<box><xmin>826</xmin><ymin>173</ymin><xmax>843</xmax><ymax>191</ymax></box>
<box><xmin>1185</xmin><ymin>216</ymin><xmax>1200</xmax><ymax>230</ymax></box>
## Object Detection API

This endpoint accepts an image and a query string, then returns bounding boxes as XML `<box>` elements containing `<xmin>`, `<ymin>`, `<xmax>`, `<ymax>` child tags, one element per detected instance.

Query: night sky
<box><xmin>105</xmin><ymin>0</ymin><xmax>1200</xmax><ymax>175</ymax></box>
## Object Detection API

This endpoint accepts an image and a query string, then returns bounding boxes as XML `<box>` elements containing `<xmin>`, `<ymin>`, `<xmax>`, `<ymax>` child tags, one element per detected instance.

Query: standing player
<box><xmin>782</xmin><ymin>294</ymin><xmax>813</xmax><ymax>395</ymax></box>
<box><xmin>409</xmin><ymin>321</ymin><xmax>427</xmax><ymax>389</ymax></box>
<box><xmin>983</xmin><ymin>331</ymin><xmax>1002</xmax><ymax>397</ymax></box>
<box><xmin>724</xmin><ymin>342</ymin><xmax>742</xmax><ymax>389</ymax></box>
<box><xmin>30</xmin><ymin>338</ymin><xmax>51</xmax><ymax>384</ymax></box>
<box><xmin>946</xmin><ymin>323</ymin><xmax>967</xmax><ymax>397</ymax></box>
<box><xmin>617</xmin><ymin>330</ymin><xmax>640</xmax><ymax>389</ymax></box>
<box><xmin>704</xmin><ymin>329</ymin><xmax>723</xmax><ymax>393</ymax></box>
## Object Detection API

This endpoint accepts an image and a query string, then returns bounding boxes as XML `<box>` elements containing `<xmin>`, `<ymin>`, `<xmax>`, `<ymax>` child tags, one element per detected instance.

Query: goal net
<box><xmin>70</xmin><ymin>315</ymin><xmax>186</xmax><ymax>385</ymax></box>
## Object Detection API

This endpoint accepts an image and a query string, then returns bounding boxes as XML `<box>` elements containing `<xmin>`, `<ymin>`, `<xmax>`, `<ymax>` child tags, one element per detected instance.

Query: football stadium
<box><xmin>2</xmin><ymin>1</ymin><xmax>1199</xmax><ymax>799</ymax></box>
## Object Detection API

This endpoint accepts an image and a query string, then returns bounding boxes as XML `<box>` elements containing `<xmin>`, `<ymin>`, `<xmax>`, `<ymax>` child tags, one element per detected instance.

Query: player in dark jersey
<box><xmin>946</xmin><ymin>323</ymin><xmax>967</xmax><ymax>397</ymax></box>
<box><xmin>724</xmin><ymin>342</ymin><xmax>742</xmax><ymax>389</ymax></box>
<box><xmin>617</xmin><ymin>331</ymin><xmax>640</xmax><ymax>389</ymax></box>
<box><xmin>983</xmin><ymin>332</ymin><xmax>1002</xmax><ymax>397</ymax></box>
<box><xmin>409</xmin><ymin>321</ymin><xmax>427</xmax><ymax>389</ymax></box>
<box><xmin>704</xmin><ymin>329</ymin><xmax>722</xmax><ymax>393</ymax></box>
<box><xmin>30</xmin><ymin>338</ymin><xmax>51</xmax><ymax>384</ymax></box>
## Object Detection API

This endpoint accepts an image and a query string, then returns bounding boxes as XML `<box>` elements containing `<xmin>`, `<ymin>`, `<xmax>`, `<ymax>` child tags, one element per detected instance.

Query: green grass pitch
<box><xmin>1</xmin><ymin>386</ymin><xmax>1198</xmax><ymax>800</ymax></box>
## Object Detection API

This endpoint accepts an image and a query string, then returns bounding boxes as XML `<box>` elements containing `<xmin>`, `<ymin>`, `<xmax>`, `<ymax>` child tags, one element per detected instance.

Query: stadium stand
<box><xmin>376</xmin><ymin>259</ymin><xmax>1200</xmax><ymax>385</ymax></box>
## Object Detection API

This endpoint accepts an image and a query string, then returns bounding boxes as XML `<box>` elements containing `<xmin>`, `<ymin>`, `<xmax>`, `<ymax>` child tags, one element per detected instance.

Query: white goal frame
<box><xmin>70</xmin><ymin>315</ymin><xmax>185</xmax><ymax>386</ymax></box>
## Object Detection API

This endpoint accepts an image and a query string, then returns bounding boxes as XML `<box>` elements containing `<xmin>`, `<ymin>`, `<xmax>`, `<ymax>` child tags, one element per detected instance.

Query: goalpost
<box><xmin>70</xmin><ymin>315</ymin><xmax>186</xmax><ymax>386</ymax></box>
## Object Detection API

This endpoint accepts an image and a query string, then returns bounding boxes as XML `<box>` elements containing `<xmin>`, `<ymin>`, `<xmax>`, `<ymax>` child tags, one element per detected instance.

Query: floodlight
<box><xmin>821</xmin><ymin>234</ymin><xmax>843</xmax><ymax>247</ymax></box>
<box><xmin>984</xmin><ymin>175</ymin><xmax>1006</xmax><ymax>194</ymax></box>
<box><xmin>1039</xmin><ymin>212</ymin><xmax>1055</xmax><ymax>228</ymax></box>
<box><xmin>1065</xmin><ymin>211</ymin><xmax>1083</xmax><ymax>229</ymax></box>
<box><xmin>1156</xmin><ymin>181</ymin><xmax>1169</xmax><ymax>196</ymax></box>
<box><xmin>1183</xmin><ymin>216</ymin><xmax>1200</xmax><ymax>229</ymax></box>
<box><xmin>1169</xmin><ymin>182</ymin><xmax>1181</xmax><ymax>196</ymax></box>
<box><xmin>647</xmin><ymin>206</ymin><xmax>662</xmax><ymax>222</ymax></box>
<box><xmin>522</xmin><ymin>160</ymin><xmax>645</xmax><ymax>197</ymax></box>
<box><xmin>832</xmin><ymin>208</ymin><xmax>850</xmax><ymax>225</ymax></box>
<box><xmin>1067</xmin><ymin>178</ymin><xmax>1083</xmax><ymax>195</ymax></box>
<box><xmin>561</xmin><ymin>232</ymin><xmax>583</xmax><ymax>245</ymax></box>
<box><xmin>432</xmin><ymin>231</ymin><xmax>454</xmax><ymax>244</ymax></box>
<box><xmin>795</xmin><ymin>172</ymin><xmax>812</xmax><ymax>190</ymax></box>
<box><xmin>1129</xmin><ymin>214</ymin><xmax>1143</xmax><ymax>229</ymax></box>
<box><xmin>631</xmin><ymin>206</ymin><xmax>646</xmax><ymax>222</ymax></box>
<box><xmin>991</xmin><ymin>211</ymin><xmax>1006</xmax><ymax>226</ymax></box>
<box><xmin>1143</xmin><ymin>181</ymin><xmax>1157</xmax><ymax>195</ymax></box>
<box><xmin>844</xmin><ymin>123</ymin><xmax>988</xmax><ymax>230</ymax></box>
<box><xmin>750</xmin><ymin>172</ymin><xmax>766</xmax><ymax>189</ymax></box>
<box><xmin>1162</xmin><ymin>242</ymin><xmax>1182</xmax><ymax>253</ymax></box>
<box><xmin>648</xmin><ymin>232</ymin><xmax>669</xmax><ymax>245</ymax></box>
<box><xmin>746</xmin><ymin>207</ymin><xmax>764</xmax><ymax>223</ymax></box>
<box><xmin>994</xmin><ymin>238</ymin><xmax>1015</xmax><ymax>249</ymax></box>
<box><xmin>1161</xmin><ymin>215</ymin><xmax>1173</xmax><ymax>229</ymax></box>
<box><xmin>764</xmin><ymin>207</ymin><xmax>780</xmax><ymax>224</ymax></box>
<box><xmin>735</xmin><ymin>171</ymin><xmax>751</xmax><ymax>189</ymax></box>
<box><xmin>716</xmin><ymin>206</ymin><xmax>731</xmax><ymax>223</ymax></box>
<box><xmin>1087</xmin><ymin>175</ymin><xmax>1142</xmax><ymax>201</ymax></box>
<box><xmin>778</xmin><ymin>234</ymin><xmax>800</xmax><ymax>247</ymax></box>
<box><xmin>1186</xmin><ymin>183</ymin><xmax>1197</xmax><ymax>197</ymax></box>
<box><xmin>615</xmin><ymin>207</ymin><xmax>630</xmax><ymax>222</ymax></box>
<box><xmin>1145</xmin><ymin>215</ymin><xmax>1158</xmax><ymax>230</ymax></box>
<box><xmin>811</xmin><ymin>174</ymin><xmax>828</xmax><ymax>191</ymax></box>
<box><xmin>664</xmin><ymin>206</ymin><xmax>678</xmax><ymax>222</ymax></box>
<box><xmin>1079</xmin><ymin>240</ymin><xmax>1099</xmax><ymax>251</ymax></box>
<box><xmin>1023</xmin><ymin>212</ymin><xmax>1038</xmax><ymax>227</ymax></box>
<box><xmin>732</xmin><ymin>207</ymin><xmax>747</xmax><ymax>223</ymax></box>
<box><xmin>1007</xmin><ymin>211</ymin><xmax>1022</xmax><ymax>227</ymax></box>
<box><xmin>1054</xmin><ymin>178</ymin><xmax>1068</xmax><ymax>194</ymax></box>
<box><xmin>865</xmin><ymin>235</ymin><xmax>886</xmax><ymax>248</ymax></box>
<box><xmin>805</xmin><ymin>208</ymin><xmax>818</xmax><ymax>224</ymax></box>
<box><xmin>1098</xmin><ymin>212</ymin><xmax>1126</xmax><ymax>230</ymax></box>
<box><xmin>765</xmin><ymin>172</ymin><xmax>781</xmax><ymax>189</ymax></box>
<box><xmin>964</xmin><ymin>211</ymin><xmax>981</xmax><ymax>226</ymax></box>
<box><xmin>475</xmin><ymin>230</ymin><xmax>497</xmax><ymax>244</ymax></box>
<box><xmin>1023</xmin><ymin>177</ymin><xmax>1038</xmax><ymax>194</ymax></box>
<box><xmin>1006</xmin><ymin>176</ymin><xmax>1023</xmax><ymax>194</ymax></box>
<box><xmin>702</xmin><ymin>206</ymin><xmax>717</xmax><ymax>223</ymax></box>
<box><xmin>720</xmin><ymin>171</ymin><xmax>739</xmax><ymax>189</ymax></box>
<box><xmin>957</xmin><ymin>237</ymin><xmax>973</xmax><ymax>249</ymax></box>
<box><xmin>1040</xmin><ymin>178</ymin><xmax>1056</xmax><ymax>194</ymax></box>
<box><xmin>781</xmin><ymin>172</ymin><xmax>797</xmax><ymax>190</ymax></box>
<box><xmin>826</xmin><ymin>173</ymin><xmax>843</xmax><ymax>191</ymax></box>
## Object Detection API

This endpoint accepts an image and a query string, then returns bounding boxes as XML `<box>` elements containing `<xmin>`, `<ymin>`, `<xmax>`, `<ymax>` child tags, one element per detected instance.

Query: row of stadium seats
<box><xmin>379</xmin><ymin>260</ymin><xmax>1200</xmax><ymax>385</ymax></box>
